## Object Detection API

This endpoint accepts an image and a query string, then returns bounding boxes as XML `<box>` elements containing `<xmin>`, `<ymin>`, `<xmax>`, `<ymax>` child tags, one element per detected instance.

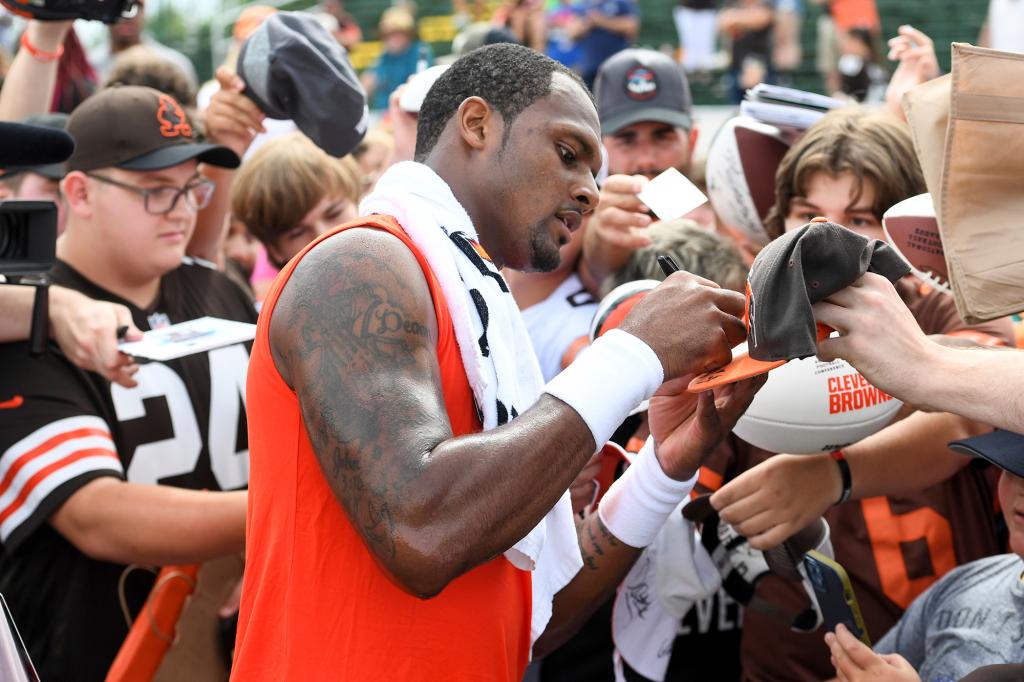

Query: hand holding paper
<box><xmin>117</xmin><ymin>317</ymin><xmax>257</xmax><ymax>362</ymax></box>
<box><xmin>637</xmin><ymin>168</ymin><xmax>708</xmax><ymax>222</ymax></box>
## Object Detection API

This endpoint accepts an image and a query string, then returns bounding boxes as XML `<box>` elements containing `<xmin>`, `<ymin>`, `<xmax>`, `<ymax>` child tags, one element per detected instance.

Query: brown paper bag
<box><xmin>902</xmin><ymin>44</ymin><xmax>1024</xmax><ymax>323</ymax></box>
<box><xmin>901</xmin><ymin>44</ymin><xmax>1024</xmax><ymax>321</ymax></box>
<box><xmin>902</xmin><ymin>73</ymin><xmax>950</xmax><ymax>204</ymax></box>
<box><xmin>940</xmin><ymin>43</ymin><xmax>1024</xmax><ymax>323</ymax></box>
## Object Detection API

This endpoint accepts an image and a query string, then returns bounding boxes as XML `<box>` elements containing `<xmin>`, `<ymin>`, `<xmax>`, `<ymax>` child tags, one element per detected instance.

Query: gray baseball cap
<box><xmin>237</xmin><ymin>11</ymin><xmax>368</xmax><ymax>157</ymax></box>
<box><xmin>594</xmin><ymin>49</ymin><xmax>694</xmax><ymax>136</ymax></box>
<box><xmin>689</xmin><ymin>219</ymin><xmax>910</xmax><ymax>391</ymax></box>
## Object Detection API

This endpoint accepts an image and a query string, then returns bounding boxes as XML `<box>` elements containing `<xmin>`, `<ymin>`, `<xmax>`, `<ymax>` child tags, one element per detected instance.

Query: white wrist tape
<box><xmin>543</xmin><ymin>329</ymin><xmax>663</xmax><ymax>448</ymax></box>
<box><xmin>598</xmin><ymin>436</ymin><xmax>698</xmax><ymax>548</ymax></box>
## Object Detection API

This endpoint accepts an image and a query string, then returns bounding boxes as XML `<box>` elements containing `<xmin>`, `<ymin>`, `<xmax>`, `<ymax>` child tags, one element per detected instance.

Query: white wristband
<box><xmin>598</xmin><ymin>436</ymin><xmax>698</xmax><ymax>548</ymax></box>
<box><xmin>543</xmin><ymin>329</ymin><xmax>663</xmax><ymax>448</ymax></box>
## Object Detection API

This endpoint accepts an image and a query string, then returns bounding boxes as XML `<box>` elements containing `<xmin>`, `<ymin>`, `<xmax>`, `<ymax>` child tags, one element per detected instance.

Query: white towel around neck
<box><xmin>360</xmin><ymin>161</ymin><xmax>583</xmax><ymax>646</ymax></box>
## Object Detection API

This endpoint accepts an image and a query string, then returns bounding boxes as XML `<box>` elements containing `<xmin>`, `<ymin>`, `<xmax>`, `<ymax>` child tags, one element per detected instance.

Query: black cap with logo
<box><xmin>65</xmin><ymin>85</ymin><xmax>240</xmax><ymax>173</ymax></box>
<box><xmin>594</xmin><ymin>48</ymin><xmax>694</xmax><ymax>136</ymax></box>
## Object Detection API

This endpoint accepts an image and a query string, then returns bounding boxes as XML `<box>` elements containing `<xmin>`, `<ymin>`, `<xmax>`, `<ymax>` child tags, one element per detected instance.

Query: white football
<box><xmin>705</xmin><ymin>116</ymin><xmax>790</xmax><ymax>246</ymax></box>
<box><xmin>732</xmin><ymin>344</ymin><xmax>902</xmax><ymax>454</ymax></box>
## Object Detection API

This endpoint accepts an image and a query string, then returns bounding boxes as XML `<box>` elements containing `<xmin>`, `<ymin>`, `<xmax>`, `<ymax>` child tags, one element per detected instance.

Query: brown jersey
<box><xmin>700</xmin><ymin>283</ymin><xmax>1012</xmax><ymax>682</ymax></box>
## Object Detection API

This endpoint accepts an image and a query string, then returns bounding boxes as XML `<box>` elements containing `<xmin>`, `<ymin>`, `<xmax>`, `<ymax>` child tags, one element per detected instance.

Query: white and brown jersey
<box><xmin>0</xmin><ymin>257</ymin><xmax>256</xmax><ymax>681</ymax></box>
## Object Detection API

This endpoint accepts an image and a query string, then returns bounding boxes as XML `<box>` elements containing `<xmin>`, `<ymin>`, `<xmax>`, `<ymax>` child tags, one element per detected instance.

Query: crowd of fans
<box><xmin>0</xmin><ymin>1</ymin><xmax>1021</xmax><ymax>681</ymax></box>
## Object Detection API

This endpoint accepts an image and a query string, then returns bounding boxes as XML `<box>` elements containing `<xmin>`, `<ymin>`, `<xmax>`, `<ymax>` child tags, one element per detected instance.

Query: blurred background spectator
<box><xmin>88</xmin><ymin>0</ymin><xmax>198</xmax><ymax>89</ymax></box>
<box><xmin>719</xmin><ymin>0</ymin><xmax>774</xmax><ymax>102</ymax></box>
<box><xmin>495</xmin><ymin>0</ymin><xmax>547</xmax><ymax>51</ymax></box>
<box><xmin>572</xmin><ymin>0</ymin><xmax>640</xmax><ymax>88</ymax></box>
<box><xmin>0</xmin><ymin>0</ymin><xmax>1007</xmax><ymax>113</ymax></box>
<box><xmin>675</xmin><ymin>0</ymin><xmax>719</xmax><ymax>74</ymax></box>
<box><xmin>360</xmin><ymin>6</ymin><xmax>433</xmax><ymax>111</ymax></box>
<box><xmin>836</xmin><ymin>25</ymin><xmax>887</xmax><ymax>102</ymax></box>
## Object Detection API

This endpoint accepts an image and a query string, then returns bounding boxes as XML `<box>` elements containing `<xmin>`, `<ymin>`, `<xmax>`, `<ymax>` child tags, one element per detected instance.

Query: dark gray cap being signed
<box><xmin>594</xmin><ymin>48</ymin><xmax>693</xmax><ymax>136</ymax></box>
<box><xmin>689</xmin><ymin>220</ymin><xmax>911</xmax><ymax>391</ymax></box>
<box><xmin>237</xmin><ymin>11</ymin><xmax>368</xmax><ymax>157</ymax></box>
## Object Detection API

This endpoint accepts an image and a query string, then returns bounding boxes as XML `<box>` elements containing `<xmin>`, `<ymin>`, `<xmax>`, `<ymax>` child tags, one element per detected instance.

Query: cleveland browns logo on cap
<box><xmin>156</xmin><ymin>93</ymin><xmax>193</xmax><ymax>139</ymax></box>
<box><xmin>624</xmin><ymin>65</ymin><xmax>658</xmax><ymax>101</ymax></box>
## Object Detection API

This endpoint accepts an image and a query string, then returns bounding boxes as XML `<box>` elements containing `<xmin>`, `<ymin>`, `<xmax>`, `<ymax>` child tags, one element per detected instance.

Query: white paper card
<box><xmin>637</xmin><ymin>168</ymin><xmax>708</xmax><ymax>222</ymax></box>
<box><xmin>118</xmin><ymin>316</ymin><xmax>257</xmax><ymax>361</ymax></box>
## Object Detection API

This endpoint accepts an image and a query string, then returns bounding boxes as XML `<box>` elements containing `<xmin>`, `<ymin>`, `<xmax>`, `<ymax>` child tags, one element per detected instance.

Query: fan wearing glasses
<box><xmin>63</xmin><ymin>166</ymin><xmax>220</xmax><ymax>304</ymax></box>
<box><xmin>0</xmin><ymin>86</ymin><xmax>257</xmax><ymax>681</ymax></box>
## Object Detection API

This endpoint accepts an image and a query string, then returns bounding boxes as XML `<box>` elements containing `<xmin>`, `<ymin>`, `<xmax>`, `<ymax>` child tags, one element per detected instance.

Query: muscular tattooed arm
<box><xmin>270</xmin><ymin>227</ymin><xmax>750</xmax><ymax>605</ymax></box>
<box><xmin>270</xmin><ymin>228</ymin><xmax>597</xmax><ymax>597</ymax></box>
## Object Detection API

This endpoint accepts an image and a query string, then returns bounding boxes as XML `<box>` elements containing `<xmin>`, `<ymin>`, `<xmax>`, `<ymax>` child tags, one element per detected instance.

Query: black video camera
<box><xmin>0</xmin><ymin>0</ymin><xmax>139</xmax><ymax>24</ymax></box>
<box><xmin>0</xmin><ymin>201</ymin><xmax>56</xmax><ymax>277</ymax></box>
<box><xmin>0</xmin><ymin>201</ymin><xmax>57</xmax><ymax>358</ymax></box>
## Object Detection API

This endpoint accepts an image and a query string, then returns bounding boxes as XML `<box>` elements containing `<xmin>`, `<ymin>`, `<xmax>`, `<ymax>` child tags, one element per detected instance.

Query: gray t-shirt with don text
<box><xmin>875</xmin><ymin>554</ymin><xmax>1024</xmax><ymax>682</ymax></box>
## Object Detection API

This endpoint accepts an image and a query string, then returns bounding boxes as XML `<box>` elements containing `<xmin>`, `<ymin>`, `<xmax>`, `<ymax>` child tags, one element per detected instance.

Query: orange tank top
<box><xmin>232</xmin><ymin>216</ymin><xmax>532</xmax><ymax>681</ymax></box>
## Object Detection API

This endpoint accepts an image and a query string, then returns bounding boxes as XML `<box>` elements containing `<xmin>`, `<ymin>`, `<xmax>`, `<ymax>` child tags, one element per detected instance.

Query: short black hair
<box><xmin>414</xmin><ymin>43</ymin><xmax>592</xmax><ymax>162</ymax></box>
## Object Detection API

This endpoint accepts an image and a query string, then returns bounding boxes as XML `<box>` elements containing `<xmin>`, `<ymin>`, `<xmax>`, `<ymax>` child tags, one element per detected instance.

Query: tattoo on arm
<box><xmin>579</xmin><ymin>513</ymin><xmax>620</xmax><ymax>572</ymax></box>
<box><xmin>271</xmin><ymin>230</ymin><xmax>451</xmax><ymax>563</ymax></box>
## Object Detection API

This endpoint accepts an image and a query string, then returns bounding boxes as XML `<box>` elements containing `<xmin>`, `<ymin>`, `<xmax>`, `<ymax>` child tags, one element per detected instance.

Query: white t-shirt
<box><xmin>520</xmin><ymin>273</ymin><xmax>598</xmax><ymax>381</ymax></box>
<box><xmin>988</xmin><ymin>0</ymin><xmax>1024</xmax><ymax>53</ymax></box>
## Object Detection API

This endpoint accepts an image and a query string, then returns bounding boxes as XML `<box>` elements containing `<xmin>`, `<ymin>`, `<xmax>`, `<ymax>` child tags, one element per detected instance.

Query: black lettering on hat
<box><xmin>624</xmin><ymin>65</ymin><xmax>658</xmax><ymax>101</ymax></box>
<box><xmin>156</xmin><ymin>93</ymin><xmax>193</xmax><ymax>139</ymax></box>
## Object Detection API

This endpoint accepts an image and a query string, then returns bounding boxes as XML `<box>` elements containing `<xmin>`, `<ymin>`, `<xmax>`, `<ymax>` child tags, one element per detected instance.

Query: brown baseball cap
<box><xmin>66</xmin><ymin>85</ymin><xmax>239</xmax><ymax>173</ymax></box>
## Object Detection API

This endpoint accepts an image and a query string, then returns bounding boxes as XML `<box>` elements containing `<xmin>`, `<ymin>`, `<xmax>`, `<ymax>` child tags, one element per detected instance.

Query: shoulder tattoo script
<box><xmin>277</xmin><ymin>243</ymin><xmax>448</xmax><ymax>561</ymax></box>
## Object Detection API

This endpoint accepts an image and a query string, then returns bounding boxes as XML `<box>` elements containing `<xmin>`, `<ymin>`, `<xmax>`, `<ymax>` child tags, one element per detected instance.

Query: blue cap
<box><xmin>949</xmin><ymin>430</ymin><xmax>1024</xmax><ymax>478</ymax></box>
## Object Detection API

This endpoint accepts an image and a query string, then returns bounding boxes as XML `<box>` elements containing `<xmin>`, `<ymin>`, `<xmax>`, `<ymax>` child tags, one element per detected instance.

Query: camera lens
<box><xmin>0</xmin><ymin>211</ymin><xmax>28</xmax><ymax>260</ymax></box>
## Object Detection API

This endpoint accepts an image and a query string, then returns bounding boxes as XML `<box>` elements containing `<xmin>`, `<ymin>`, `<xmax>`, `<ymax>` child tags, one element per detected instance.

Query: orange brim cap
<box><xmin>687</xmin><ymin>351</ymin><xmax>786</xmax><ymax>392</ymax></box>
<box><xmin>687</xmin><ymin>322</ymin><xmax>832</xmax><ymax>392</ymax></box>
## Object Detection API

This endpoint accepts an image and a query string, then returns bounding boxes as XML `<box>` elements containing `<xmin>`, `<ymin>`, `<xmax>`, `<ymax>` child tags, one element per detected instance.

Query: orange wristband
<box><xmin>20</xmin><ymin>31</ymin><xmax>64</xmax><ymax>62</ymax></box>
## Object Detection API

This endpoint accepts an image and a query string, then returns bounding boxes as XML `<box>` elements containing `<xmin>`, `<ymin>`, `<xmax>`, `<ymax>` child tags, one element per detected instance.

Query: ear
<box><xmin>455</xmin><ymin>96</ymin><xmax>499</xmax><ymax>153</ymax></box>
<box><xmin>688</xmin><ymin>127</ymin><xmax>699</xmax><ymax>166</ymax></box>
<box><xmin>61</xmin><ymin>171</ymin><xmax>93</xmax><ymax>220</ymax></box>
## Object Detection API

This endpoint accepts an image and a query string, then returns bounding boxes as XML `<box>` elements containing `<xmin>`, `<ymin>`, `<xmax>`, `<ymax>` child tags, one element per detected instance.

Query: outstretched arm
<box><xmin>0</xmin><ymin>285</ymin><xmax>142</xmax><ymax>387</ymax></box>
<box><xmin>815</xmin><ymin>274</ymin><xmax>1024</xmax><ymax>433</ymax></box>
<box><xmin>710</xmin><ymin>409</ymin><xmax>988</xmax><ymax>550</ymax></box>
<box><xmin>0</xmin><ymin>20</ymin><xmax>70</xmax><ymax>121</ymax></box>
<box><xmin>51</xmin><ymin>478</ymin><xmax>246</xmax><ymax>566</ymax></box>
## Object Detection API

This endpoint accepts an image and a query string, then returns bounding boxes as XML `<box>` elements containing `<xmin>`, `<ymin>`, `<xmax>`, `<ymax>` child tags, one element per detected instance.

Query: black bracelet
<box><xmin>831</xmin><ymin>450</ymin><xmax>852</xmax><ymax>505</ymax></box>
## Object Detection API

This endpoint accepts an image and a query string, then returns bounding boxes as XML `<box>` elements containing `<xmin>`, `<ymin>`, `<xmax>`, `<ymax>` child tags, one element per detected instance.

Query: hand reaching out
<box><xmin>825</xmin><ymin>624</ymin><xmax>920</xmax><ymax>682</ymax></box>
<box><xmin>885</xmin><ymin>25</ymin><xmax>941</xmax><ymax>120</ymax></box>
<box><xmin>50</xmin><ymin>286</ymin><xmax>143</xmax><ymax>388</ymax></box>
<box><xmin>710</xmin><ymin>453</ymin><xmax>840</xmax><ymax>549</ymax></box>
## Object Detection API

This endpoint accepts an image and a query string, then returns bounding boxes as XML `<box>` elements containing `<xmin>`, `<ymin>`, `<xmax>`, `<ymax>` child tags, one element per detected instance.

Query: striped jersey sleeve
<box><xmin>0</xmin><ymin>415</ymin><xmax>123</xmax><ymax>548</ymax></box>
<box><xmin>0</xmin><ymin>343</ymin><xmax>126</xmax><ymax>552</ymax></box>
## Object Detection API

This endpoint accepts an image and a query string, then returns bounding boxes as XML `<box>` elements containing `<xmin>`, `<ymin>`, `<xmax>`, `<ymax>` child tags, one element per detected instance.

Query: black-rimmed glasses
<box><xmin>86</xmin><ymin>173</ymin><xmax>216</xmax><ymax>215</ymax></box>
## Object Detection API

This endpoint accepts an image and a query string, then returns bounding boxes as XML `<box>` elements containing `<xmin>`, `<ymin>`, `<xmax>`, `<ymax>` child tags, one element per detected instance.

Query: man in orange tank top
<box><xmin>234</xmin><ymin>44</ymin><xmax>763</xmax><ymax>681</ymax></box>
